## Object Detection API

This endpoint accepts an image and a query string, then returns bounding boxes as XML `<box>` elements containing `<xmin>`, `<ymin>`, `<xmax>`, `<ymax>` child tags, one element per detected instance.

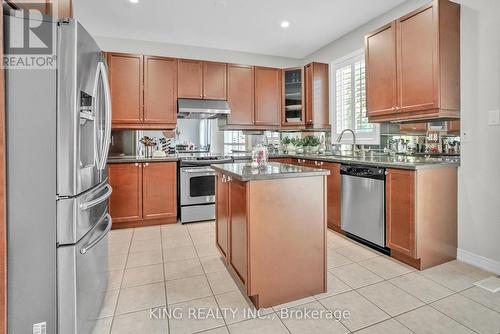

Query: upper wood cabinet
<box><xmin>144</xmin><ymin>56</ymin><xmax>177</xmax><ymax>126</ymax></box>
<box><xmin>178</xmin><ymin>59</ymin><xmax>227</xmax><ymax>100</ymax></box>
<box><xmin>227</xmin><ymin>64</ymin><xmax>254</xmax><ymax>126</ymax></box>
<box><xmin>203</xmin><ymin>62</ymin><xmax>227</xmax><ymax>100</ymax></box>
<box><xmin>177</xmin><ymin>59</ymin><xmax>203</xmax><ymax>99</ymax></box>
<box><xmin>282</xmin><ymin>67</ymin><xmax>305</xmax><ymax>127</ymax></box>
<box><xmin>8</xmin><ymin>0</ymin><xmax>73</xmax><ymax>17</ymax></box>
<box><xmin>305</xmin><ymin>62</ymin><xmax>330</xmax><ymax>128</ymax></box>
<box><xmin>366</xmin><ymin>22</ymin><xmax>398</xmax><ymax>117</ymax></box>
<box><xmin>108</xmin><ymin>53</ymin><xmax>177</xmax><ymax>129</ymax></box>
<box><xmin>254</xmin><ymin>67</ymin><xmax>281</xmax><ymax>126</ymax></box>
<box><xmin>366</xmin><ymin>0</ymin><xmax>460</xmax><ymax>123</ymax></box>
<box><xmin>108</xmin><ymin>53</ymin><xmax>143</xmax><ymax>126</ymax></box>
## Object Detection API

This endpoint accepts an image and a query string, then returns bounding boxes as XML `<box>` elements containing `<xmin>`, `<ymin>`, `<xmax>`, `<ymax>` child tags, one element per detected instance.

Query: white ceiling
<box><xmin>73</xmin><ymin>0</ymin><xmax>406</xmax><ymax>59</ymax></box>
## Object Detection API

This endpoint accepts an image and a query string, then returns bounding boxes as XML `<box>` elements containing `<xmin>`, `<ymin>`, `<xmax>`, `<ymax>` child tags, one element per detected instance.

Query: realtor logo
<box><xmin>3</xmin><ymin>6</ymin><xmax>56</xmax><ymax>69</ymax></box>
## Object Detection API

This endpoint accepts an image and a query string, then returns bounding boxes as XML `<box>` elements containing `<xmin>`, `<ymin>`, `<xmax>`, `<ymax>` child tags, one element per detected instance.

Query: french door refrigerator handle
<box><xmin>80</xmin><ymin>213</ymin><xmax>112</xmax><ymax>254</ymax></box>
<box><xmin>79</xmin><ymin>184</ymin><xmax>113</xmax><ymax>210</ymax></box>
<box><xmin>95</xmin><ymin>61</ymin><xmax>112</xmax><ymax>171</ymax></box>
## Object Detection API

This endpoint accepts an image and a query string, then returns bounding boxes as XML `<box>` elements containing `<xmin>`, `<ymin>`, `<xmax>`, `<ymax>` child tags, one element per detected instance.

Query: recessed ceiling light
<box><xmin>129</xmin><ymin>0</ymin><xmax>139</xmax><ymax>3</ymax></box>
<box><xmin>281</xmin><ymin>20</ymin><xmax>290</xmax><ymax>29</ymax></box>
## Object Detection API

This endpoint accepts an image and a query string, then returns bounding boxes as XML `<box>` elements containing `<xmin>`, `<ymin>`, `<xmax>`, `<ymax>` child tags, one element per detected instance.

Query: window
<box><xmin>331</xmin><ymin>49</ymin><xmax>380</xmax><ymax>145</ymax></box>
<box><xmin>223</xmin><ymin>131</ymin><xmax>246</xmax><ymax>154</ymax></box>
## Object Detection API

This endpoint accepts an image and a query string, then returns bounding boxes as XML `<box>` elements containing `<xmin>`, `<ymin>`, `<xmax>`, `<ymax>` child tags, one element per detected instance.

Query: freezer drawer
<box><xmin>58</xmin><ymin>213</ymin><xmax>112</xmax><ymax>334</ymax></box>
<box><xmin>341</xmin><ymin>174</ymin><xmax>385</xmax><ymax>247</ymax></box>
<box><xmin>57</xmin><ymin>181</ymin><xmax>112</xmax><ymax>245</ymax></box>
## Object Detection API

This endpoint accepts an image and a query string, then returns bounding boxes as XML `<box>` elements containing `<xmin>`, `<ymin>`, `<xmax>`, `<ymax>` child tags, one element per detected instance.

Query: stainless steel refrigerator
<box><xmin>5</xmin><ymin>9</ymin><xmax>112</xmax><ymax>334</ymax></box>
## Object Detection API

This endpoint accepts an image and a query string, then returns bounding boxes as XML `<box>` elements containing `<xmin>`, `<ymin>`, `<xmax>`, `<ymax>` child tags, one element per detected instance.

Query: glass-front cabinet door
<box><xmin>282</xmin><ymin>67</ymin><xmax>304</xmax><ymax>126</ymax></box>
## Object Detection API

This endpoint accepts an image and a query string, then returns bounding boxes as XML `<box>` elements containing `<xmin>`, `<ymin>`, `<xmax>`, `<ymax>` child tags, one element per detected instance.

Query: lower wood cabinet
<box><xmin>228</xmin><ymin>178</ymin><xmax>248</xmax><ymax>286</ymax></box>
<box><xmin>109</xmin><ymin>162</ymin><xmax>177</xmax><ymax>228</ymax></box>
<box><xmin>216</xmin><ymin>174</ymin><xmax>230</xmax><ymax>258</ymax></box>
<box><xmin>386</xmin><ymin>167</ymin><xmax>457</xmax><ymax>269</ymax></box>
<box><xmin>386</xmin><ymin>169</ymin><xmax>416</xmax><ymax>258</ymax></box>
<box><xmin>323</xmin><ymin>162</ymin><xmax>341</xmax><ymax>231</ymax></box>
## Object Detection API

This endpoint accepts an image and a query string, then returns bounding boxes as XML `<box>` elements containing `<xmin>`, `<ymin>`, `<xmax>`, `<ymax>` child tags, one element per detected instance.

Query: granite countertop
<box><xmin>107</xmin><ymin>152</ymin><xmax>460</xmax><ymax>170</ymax></box>
<box><xmin>234</xmin><ymin>153</ymin><xmax>460</xmax><ymax>170</ymax></box>
<box><xmin>211</xmin><ymin>162</ymin><xmax>330</xmax><ymax>182</ymax></box>
<box><xmin>107</xmin><ymin>155</ymin><xmax>179</xmax><ymax>164</ymax></box>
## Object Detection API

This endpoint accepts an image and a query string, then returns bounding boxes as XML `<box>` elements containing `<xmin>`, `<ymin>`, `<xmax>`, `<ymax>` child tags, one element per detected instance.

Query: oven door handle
<box><xmin>181</xmin><ymin>168</ymin><xmax>215</xmax><ymax>174</ymax></box>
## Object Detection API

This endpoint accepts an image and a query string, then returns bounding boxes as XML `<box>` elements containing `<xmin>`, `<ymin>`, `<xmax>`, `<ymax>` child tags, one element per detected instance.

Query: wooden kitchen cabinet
<box><xmin>203</xmin><ymin>61</ymin><xmax>227</xmax><ymax>100</ymax></box>
<box><xmin>365</xmin><ymin>22</ymin><xmax>398</xmax><ymax>117</ymax></box>
<box><xmin>108</xmin><ymin>53</ymin><xmax>177</xmax><ymax>129</ymax></box>
<box><xmin>386</xmin><ymin>169</ymin><xmax>416</xmax><ymax>258</ymax></box>
<box><xmin>109</xmin><ymin>162</ymin><xmax>177</xmax><ymax>228</ymax></box>
<box><xmin>177</xmin><ymin>59</ymin><xmax>203</xmax><ymax>99</ymax></box>
<box><xmin>305</xmin><ymin>62</ymin><xmax>330</xmax><ymax>128</ymax></box>
<box><xmin>323</xmin><ymin>162</ymin><xmax>341</xmax><ymax>231</ymax></box>
<box><xmin>144</xmin><ymin>56</ymin><xmax>177</xmax><ymax>127</ymax></box>
<box><xmin>229</xmin><ymin>178</ymin><xmax>248</xmax><ymax>286</ymax></box>
<box><xmin>216</xmin><ymin>174</ymin><xmax>229</xmax><ymax>259</ymax></box>
<box><xmin>7</xmin><ymin>0</ymin><xmax>73</xmax><ymax>17</ymax></box>
<box><xmin>107</xmin><ymin>53</ymin><xmax>144</xmax><ymax>126</ymax></box>
<box><xmin>109</xmin><ymin>163</ymin><xmax>143</xmax><ymax>224</ymax></box>
<box><xmin>227</xmin><ymin>64</ymin><xmax>254</xmax><ymax>126</ymax></box>
<box><xmin>386</xmin><ymin>167</ymin><xmax>457</xmax><ymax>269</ymax></box>
<box><xmin>142</xmin><ymin>162</ymin><xmax>177</xmax><ymax>220</ymax></box>
<box><xmin>254</xmin><ymin>67</ymin><xmax>281</xmax><ymax>126</ymax></box>
<box><xmin>366</xmin><ymin>0</ymin><xmax>460</xmax><ymax>123</ymax></box>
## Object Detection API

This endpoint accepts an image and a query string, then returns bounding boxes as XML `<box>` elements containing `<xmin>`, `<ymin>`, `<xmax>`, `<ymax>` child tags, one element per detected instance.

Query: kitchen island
<box><xmin>211</xmin><ymin>162</ymin><xmax>330</xmax><ymax>308</ymax></box>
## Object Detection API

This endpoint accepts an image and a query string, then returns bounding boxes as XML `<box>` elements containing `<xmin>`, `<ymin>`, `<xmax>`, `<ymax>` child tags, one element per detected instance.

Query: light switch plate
<box><xmin>488</xmin><ymin>109</ymin><xmax>500</xmax><ymax>125</ymax></box>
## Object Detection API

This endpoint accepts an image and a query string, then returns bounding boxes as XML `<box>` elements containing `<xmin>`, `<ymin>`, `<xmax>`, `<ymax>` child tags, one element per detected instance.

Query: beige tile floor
<box><xmin>95</xmin><ymin>221</ymin><xmax>500</xmax><ymax>334</ymax></box>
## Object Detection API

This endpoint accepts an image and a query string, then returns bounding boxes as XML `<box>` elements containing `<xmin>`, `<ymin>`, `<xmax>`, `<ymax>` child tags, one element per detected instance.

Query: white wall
<box><xmin>95</xmin><ymin>36</ymin><xmax>300</xmax><ymax>68</ymax></box>
<box><xmin>304</xmin><ymin>0</ymin><xmax>500</xmax><ymax>273</ymax></box>
<box><xmin>454</xmin><ymin>0</ymin><xmax>500</xmax><ymax>273</ymax></box>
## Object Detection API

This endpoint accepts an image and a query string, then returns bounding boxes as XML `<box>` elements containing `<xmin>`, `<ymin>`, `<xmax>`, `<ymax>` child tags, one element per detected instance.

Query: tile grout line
<box><xmin>159</xmin><ymin>225</ymin><xmax>171</xmax><ymax>334</ymax></box>
<box><xmin>108</xmin><ymin>227</ymin><xmax>134</xmax><ymax>333</ymax></box>
<box><xmin>186</xmin><ymin>224</ymin><xmax>231</xmax><ymax>333</ymax></box>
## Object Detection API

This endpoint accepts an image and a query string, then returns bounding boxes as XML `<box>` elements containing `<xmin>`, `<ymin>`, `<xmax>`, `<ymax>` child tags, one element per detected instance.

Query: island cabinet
<box><xmin>178</xmin><ymin>59</ymin><xmax>227</xmax><ymax>100</ymax></box>
<box><xmin>109</xmin><ymin>162</ymin><xmax>177</xmax><ymax>228</ymax></box>
<box><xmin>107</xmin><ymin>53</ymin><xmax>178</xmax><ymax>129</ymax></box>
<box><xmin>304</xmin><ymin>62</ymin><xmax>330</xmax><ymax>129</ymax></box>
<box><xmin>386</xmin><ymin>167</ymin><xmax>457</xmax><ymax>269</ymax></box>
<box><xmin>214</xmin><ymin>166</ymin><xmax>327</xmax><ymax>308</ymax></box>
<box><xmin>366</xmin><ymin>0</ymin><xmax>460</xmax><ymax>123</ymax></box>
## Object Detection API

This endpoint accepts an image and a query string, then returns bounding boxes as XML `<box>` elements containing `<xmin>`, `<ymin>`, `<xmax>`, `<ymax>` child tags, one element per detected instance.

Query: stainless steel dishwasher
<box><xmin>340</xmin><ymin>165</ymin><xmax>387</xmax><ymax>251</ymax></box>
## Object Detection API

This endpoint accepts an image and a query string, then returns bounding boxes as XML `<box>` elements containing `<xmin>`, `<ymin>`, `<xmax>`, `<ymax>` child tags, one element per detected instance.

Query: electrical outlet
<box><xmin>461</xmin><ymin>128</ymin><xmax>470</xmax><ymax>142</ymax></box>
<box><xmin>488</xmin><ymin>109</ymin><xmax>500</xmax><ymax>125</ymax></box>
<box><xmin>33</xmin><ymin>322</ymin><xmax>46</xmax><ymax>334</ymax></box>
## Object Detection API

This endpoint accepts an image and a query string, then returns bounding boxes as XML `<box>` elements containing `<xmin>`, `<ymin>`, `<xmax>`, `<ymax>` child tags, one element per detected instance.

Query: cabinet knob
<box><xmin>134</xmin><ymin>163</ymin><xmax>139</xmax><ymax>166</ymax></box>
<box><xmin>145</xmin><ymin>163</ymin><xmax>149</xmax><ymax>167</ymax></box>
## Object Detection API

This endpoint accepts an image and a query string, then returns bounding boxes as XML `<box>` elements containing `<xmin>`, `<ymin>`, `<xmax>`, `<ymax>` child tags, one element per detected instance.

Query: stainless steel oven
<box><xmin>179</xmin><ymin>156</ymin><xmax>232</xmax><ymax>223</ymax></box>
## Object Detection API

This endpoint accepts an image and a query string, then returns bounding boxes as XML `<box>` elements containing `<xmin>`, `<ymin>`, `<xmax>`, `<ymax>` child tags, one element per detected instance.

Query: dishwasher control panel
<box><xmin>340</xmin><ymin>165</ymin><xmax>385</xmax><ymax>180</ymax></box>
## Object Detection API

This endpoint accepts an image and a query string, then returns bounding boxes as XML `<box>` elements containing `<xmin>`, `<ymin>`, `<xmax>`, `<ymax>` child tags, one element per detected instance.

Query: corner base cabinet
<box><xmin>109</xmin><ymin>162</ymin><xmax>177</xmax><ymax>228</ymax></box>
<box><xmin>386</xmin><ymin>167</ymin><xmax>457</xmax><ymax>269</ymax></box>
<box><xmin>215</xmin><ymin>171</ymin><xmax>327</xmax><ymax>308</ymax></box>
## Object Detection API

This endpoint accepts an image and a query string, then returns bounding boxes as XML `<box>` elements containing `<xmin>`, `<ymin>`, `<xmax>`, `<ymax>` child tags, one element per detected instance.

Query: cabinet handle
<box><xmin>145</xmin><ymin>163</ymin><xmax>149</xmax><ymax>167</ymax></box>
<box><xmin>134</xmin><ymin>163</ymin><xmax>139</xmax><ymax>167</ymax></box>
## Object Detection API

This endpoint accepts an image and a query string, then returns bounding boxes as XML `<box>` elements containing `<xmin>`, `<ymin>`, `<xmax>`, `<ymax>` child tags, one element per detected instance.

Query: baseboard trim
<box><xmin>457</xmin><ymin>248</ymin><xmax>500</xmax><ymax>275</ymax></box>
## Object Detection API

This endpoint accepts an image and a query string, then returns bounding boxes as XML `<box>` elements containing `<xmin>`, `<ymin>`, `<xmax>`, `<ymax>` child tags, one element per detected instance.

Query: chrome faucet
<box><xmin>336</xmin><ymin>129</ymin><xmax>357</xmax><ymax>155</ymax></box>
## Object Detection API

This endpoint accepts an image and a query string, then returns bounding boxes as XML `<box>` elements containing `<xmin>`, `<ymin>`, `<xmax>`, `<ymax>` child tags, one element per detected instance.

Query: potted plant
<box><xmin>281</xmin><ymin>137</ymin><xmax>295</xmax><ymax>154</ymax></box>
<box><xmin>302</xmin><ymin>135</ymin><xmax>321</xmax><ymax>154</ymax></box>
<box><xmin>292</xmin><ymin>137</ymin><xmax>304</xmax><ymax>154</ymax></box>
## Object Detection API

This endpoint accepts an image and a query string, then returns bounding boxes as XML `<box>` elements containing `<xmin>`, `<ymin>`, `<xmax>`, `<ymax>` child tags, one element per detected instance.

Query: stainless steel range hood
<box><xmin>177</xmin><ymin>98</ymin><xmax>231</xmax><ymax>119</ymax></box>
